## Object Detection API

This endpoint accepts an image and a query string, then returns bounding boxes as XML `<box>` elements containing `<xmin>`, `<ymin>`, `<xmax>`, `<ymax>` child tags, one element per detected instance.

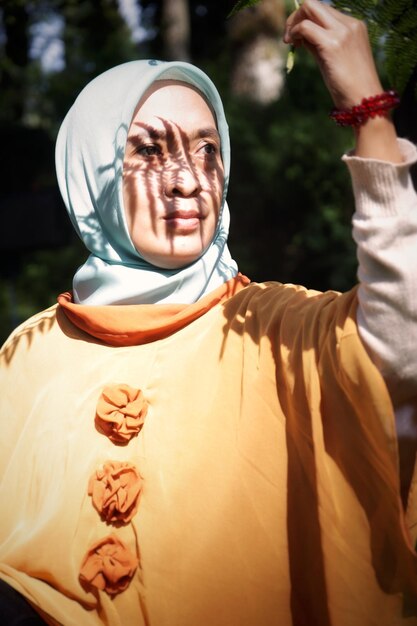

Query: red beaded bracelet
<box><xmin>329</xmin><ymin>90</ymin><xmax>400</xmax><ymax>127</ymax></box>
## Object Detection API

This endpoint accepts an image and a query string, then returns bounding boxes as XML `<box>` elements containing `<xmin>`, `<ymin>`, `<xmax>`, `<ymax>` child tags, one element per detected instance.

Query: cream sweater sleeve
<box><xmin>343</xmin><ymin>139</ymin><xmax>417</xmax><ymax>403</ymax></box>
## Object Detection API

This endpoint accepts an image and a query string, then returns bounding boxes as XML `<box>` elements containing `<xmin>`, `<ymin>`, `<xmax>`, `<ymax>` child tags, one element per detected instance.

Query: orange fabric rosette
<box><xmin>88</xmin><ymin>461</ymin><xmax>143</xmax><ymax>525</ymax></box>
<box><xmin>95</xmin><ymin>384</ymin><xmax>148</xmax><ymax>444</ymax></box>
<box><xmin>79</xmin><ymin>534</ymin><xmax>138</xmax><ymax>596</ymax></box>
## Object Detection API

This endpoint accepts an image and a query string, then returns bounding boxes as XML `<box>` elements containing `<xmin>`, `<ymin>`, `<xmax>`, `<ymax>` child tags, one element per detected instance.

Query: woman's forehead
<box><xmin>129</xmin><ymin>79</ymin><xmax>217</xmax><ymax>132</ymax></box>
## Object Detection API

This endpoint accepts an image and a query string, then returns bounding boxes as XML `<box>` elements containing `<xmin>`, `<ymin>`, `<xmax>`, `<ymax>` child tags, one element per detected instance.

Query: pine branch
<box><xmin>227</xmin><ymin>0</ymin><xmax>417</xmax><ymax>94</ymax></box>
<box><xmin>331</xmin><ymin>0</ymin><xmax>417</xmax><ymax>93</ymax></box>
<box><xmin>227</xmin><ymin>0</ymin><xmax>262</xmax><ymax>19</ymax></box>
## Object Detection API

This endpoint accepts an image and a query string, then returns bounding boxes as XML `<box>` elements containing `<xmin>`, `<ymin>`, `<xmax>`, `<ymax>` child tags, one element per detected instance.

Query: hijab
<box><xmin>55</xmin><ymin>60</ymin><xmax>238</xmax><ymax>305</ymax></box>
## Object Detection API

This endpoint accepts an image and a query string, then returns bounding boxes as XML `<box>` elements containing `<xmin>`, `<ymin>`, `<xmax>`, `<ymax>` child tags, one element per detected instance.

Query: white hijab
<box><xmin>55</xmin><ymin>60</ymin><xmax>238</xmax><ymax>305</ymax></box>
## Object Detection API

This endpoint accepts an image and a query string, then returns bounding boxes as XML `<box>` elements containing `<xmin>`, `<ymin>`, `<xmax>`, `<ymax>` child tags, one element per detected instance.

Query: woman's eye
<box><xmin>201</xmin><ymin>143</ymin><xmax>217</xmax><ymax>155</ymax></box>
<box><xmin>136</xmin><ymin>144</ymin><xmax>161</xmax><ymax>157</ymax></box>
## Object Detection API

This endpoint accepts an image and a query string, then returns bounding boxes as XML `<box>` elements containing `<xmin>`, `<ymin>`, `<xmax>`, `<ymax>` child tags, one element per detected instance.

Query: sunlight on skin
<box><xmin>123</xmin><ymin>80</ymin><xmax>225</xmax><ymax>269</ymax></box>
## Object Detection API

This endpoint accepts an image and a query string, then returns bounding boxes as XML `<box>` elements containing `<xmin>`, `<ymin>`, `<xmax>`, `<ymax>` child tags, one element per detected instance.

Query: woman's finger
<box><xmin>286</xmin><ymin>19</ymin><xmax>330</xmax><ymax>48</ymax></box>
<box><xmin>284</xmin><ymin>0</ymin><xmax>361</xmax><ymax>43</ymax></box>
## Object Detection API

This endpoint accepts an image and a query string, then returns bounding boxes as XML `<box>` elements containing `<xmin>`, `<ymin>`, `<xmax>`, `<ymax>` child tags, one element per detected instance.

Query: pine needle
<box><xmin>227</xmin><ymin>0</ymin><xmax>262</xmax><ymax>19</ymax></box>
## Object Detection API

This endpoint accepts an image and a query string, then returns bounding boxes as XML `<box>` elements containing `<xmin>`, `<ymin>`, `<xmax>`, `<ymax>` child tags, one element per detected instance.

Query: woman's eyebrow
<box><xmin>193</xmin><ymin>127</ymin><xmax>221</xmax><ymax>143</ymax></box>
<box><xmin>130</xmin><ymin>126</ymin><xmax>165</xmax><ymax>141</ymax></box>
<box><xmin>130</xmin><ymin>125</ymin><xmax>220</xmax><ymax>143</ymax></box>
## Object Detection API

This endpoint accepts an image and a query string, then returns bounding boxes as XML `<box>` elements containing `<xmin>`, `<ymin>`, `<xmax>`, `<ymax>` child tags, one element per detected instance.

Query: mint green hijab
<box><xmin>55</xmin><ymin>60</ymin><xmax>237</xmax><ymax>305</ymax></box>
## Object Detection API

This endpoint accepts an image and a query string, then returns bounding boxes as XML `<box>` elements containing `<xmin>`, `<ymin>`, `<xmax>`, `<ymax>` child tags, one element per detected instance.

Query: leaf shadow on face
<box><xmin>123</xmin><ymin>116</ymin><xmax>225</xmax><ymax>265</ymax></box>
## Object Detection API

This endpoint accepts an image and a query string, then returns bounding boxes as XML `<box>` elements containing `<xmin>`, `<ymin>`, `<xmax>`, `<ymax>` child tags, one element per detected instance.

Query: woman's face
<box><xmin>123</xmin><ymin>80</ymin><xmax>224</xmax><ymax>269</ymax></box>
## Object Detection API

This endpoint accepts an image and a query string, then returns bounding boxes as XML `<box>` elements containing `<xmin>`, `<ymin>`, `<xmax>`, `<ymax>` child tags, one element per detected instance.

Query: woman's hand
<box><xmin>284</xmin><ymin>0</ymin><xmax>402</xmax><ymax>162</ymax></box>
<box><xmin>284</xmin><ymin>0</ymin><xmax>381</xmax><ymax>109</ymax></box>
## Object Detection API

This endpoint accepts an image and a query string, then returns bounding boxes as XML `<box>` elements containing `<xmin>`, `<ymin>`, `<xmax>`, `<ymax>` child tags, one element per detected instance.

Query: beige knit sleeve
<box><xmin>343</xmin><ymin>138</ymin><xmax>417</xmax><ymax>402</ymax></box>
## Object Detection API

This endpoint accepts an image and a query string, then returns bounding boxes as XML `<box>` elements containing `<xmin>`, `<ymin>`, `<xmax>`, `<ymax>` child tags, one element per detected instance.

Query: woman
<box><xmin>1</xmin><ymin>1</ymin><xmax>417</xmax><ymax>624</ymax></box>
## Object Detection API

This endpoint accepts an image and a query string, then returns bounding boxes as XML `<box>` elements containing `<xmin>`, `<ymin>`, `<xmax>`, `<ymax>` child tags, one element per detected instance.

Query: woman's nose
<box><xmin>164</xmin><ymin>163</ymin><xmax>201</xmax><ymax>198</ymax></box>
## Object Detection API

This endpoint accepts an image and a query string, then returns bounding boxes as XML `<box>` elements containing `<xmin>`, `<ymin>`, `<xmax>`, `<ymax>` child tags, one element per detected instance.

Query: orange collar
<box><xmin>58</xmin><ymin>274</ymin><xmax>250</xmax><ymax>346</ymax></box>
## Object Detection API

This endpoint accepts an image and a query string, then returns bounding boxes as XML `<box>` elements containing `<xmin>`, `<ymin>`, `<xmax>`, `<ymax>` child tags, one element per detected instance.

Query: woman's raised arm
<box><xmin>286</xmin><ymin>0</ymin><xmax>417</xmax><ymax>402</ymax></box>
<box><xmin>284</xmin><ymin>0</ymin><xmax>403</xmax><ymax>163</ymax></box>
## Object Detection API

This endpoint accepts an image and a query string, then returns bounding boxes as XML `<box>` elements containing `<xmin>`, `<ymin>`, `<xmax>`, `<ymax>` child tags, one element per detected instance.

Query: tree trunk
<box><xmin>228</xmin><ymin>0</ymin><xmax>286</xmax><ymax>104</ymax></box>
<box><xmin>161</xmin><ymin>0</ymin><xmax>190</xmax><ymax>62</ymax></box>
<box><xmin>0</xmin><ymin>0</ymin><xmax>30</xmax><ymax>123</ymax></box>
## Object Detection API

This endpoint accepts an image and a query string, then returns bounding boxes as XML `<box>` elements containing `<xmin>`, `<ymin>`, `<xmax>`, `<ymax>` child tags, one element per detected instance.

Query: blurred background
<box><xmin>1</xmin><ymin>0</ymin><xmax>416</xmax><ymax>344</ymax></box>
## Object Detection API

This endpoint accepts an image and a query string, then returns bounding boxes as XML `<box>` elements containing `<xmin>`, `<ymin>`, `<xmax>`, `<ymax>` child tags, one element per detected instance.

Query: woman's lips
<box><xmin>164</xmin><ymin>210</ymin><xmax>202</xmax><ymax>231</ymax></box>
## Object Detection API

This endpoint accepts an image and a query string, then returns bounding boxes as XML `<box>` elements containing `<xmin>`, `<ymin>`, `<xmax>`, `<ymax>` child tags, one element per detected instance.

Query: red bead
<box><xmin>329</xmin><ymin>90</ymin><xmax>399</xmax><ymax>128</ymax></box>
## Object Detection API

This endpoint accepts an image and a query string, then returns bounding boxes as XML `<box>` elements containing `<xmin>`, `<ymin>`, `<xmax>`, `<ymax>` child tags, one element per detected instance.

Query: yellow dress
<box><xmin>1</xmin><ymin>276</ymin><xmax>417</xmax><ymax>626</ymax></box>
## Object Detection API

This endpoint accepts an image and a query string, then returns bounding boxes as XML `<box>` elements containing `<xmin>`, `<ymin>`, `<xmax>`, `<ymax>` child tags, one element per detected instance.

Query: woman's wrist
<box><xmin>353</xmin><ymin>116</ymin><xmax>403</xmax><ymax>163</ymax></box>
<box><xmin>328</xmin><ymin>89</ymin><xmax>402</xmax><ymax>163</ymax></box>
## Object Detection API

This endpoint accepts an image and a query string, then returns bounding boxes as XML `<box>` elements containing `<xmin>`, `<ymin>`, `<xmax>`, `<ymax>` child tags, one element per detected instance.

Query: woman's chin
<box><xmin>139</xmin><ymin>249</ymin><xmax>206</xmax><ymax>270</ymax></box>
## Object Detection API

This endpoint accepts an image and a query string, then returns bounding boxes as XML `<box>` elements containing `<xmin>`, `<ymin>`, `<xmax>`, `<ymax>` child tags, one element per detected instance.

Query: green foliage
<box><xmin>226</xmin><ymin>0</ymin><xmax>417</xmax><ymax>94</ymax></box>
<box><xmin>0</xmin><ymin>0</ymin><xmax>140</xmax><ymax>343</ymax></box>
<box><xmin>1</xmin><ymin>0</ymin><xmax>416</xmax><ymax>346</ymax></box>
<box><xmin>331</xmin><ymin>0</ymin><xmax>417</xmax><ymax>94</ymax></box>
<box><xmin>225</xmin><ymin>49</ymin><xmax>357</xmax><ymax>291</ymax></box>
<box><xmin>227</xmin><ymin>0</ymin><xmax>262</xmax><ymax>19</ymax></box>
<box><xmin>0</xmin><ymin>238</ymin><xmax>87</xmax><ymax>343</ymax></box>
<box><xmin>228</xmin><ymin>0</ymin><xmax>299</xmax><ymax>18</ymax></box>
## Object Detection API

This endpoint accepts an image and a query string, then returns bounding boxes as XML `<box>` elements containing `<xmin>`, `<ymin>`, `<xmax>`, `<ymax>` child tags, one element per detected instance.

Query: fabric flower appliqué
<box><xmin>88</xmin><ymin>461</ymin><xmax>143</xmax><ymax>525</ymax></box>
<box><xmin>79</xmin><ymin>534</ymin><xmax>138</xmax><ymax>596</ymax></box>
<box><xmin>95</xmin><ymin>384</ymin><xmax>148</xmax><ymax>444</ymax></box>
